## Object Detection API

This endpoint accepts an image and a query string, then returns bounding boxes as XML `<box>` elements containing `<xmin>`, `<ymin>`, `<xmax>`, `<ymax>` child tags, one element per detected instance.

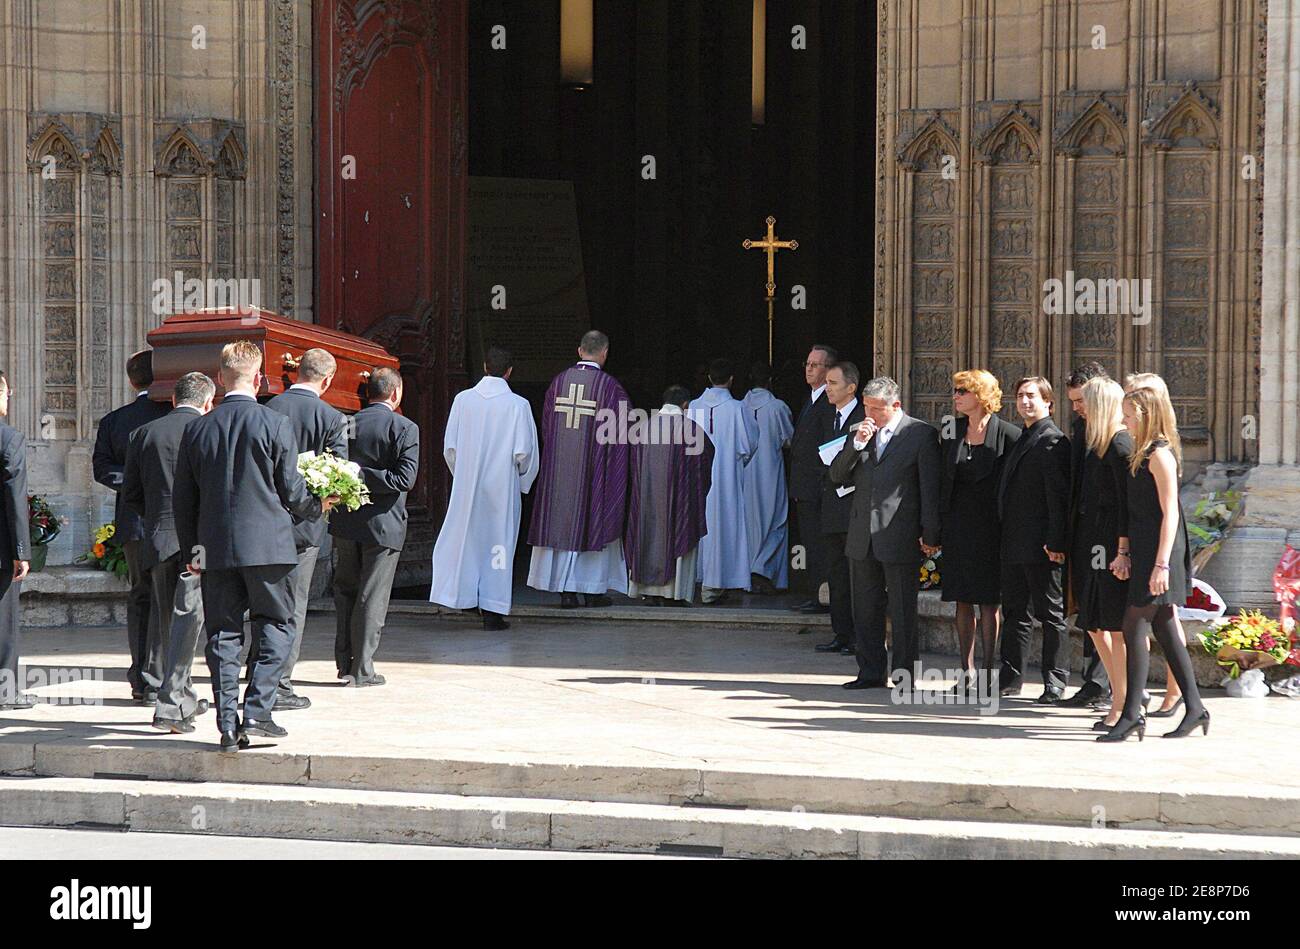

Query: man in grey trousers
<box><xmin>123</xmin><ymin>371</ymin><xmax>216</xmax><ymax>732</ymax></box>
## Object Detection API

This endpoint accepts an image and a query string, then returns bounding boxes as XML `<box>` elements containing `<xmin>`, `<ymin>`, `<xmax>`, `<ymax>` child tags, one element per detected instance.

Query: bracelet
<box><xmin>1154</xmin><ymin>563</ymin><xmax>1170</xmax><ymax>571</ymax></box>
<box><xmin>1116</xmin><ymin>551</ymin><xmax>1130</xmax><ymax>557</ymax></box>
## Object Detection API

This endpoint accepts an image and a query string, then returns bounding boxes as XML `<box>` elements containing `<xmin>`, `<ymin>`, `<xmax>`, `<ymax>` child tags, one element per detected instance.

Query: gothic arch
<box><xmin>27</xmin><ymin>124</ymin><xmax>79</xmax><ymax>173</ymax></box>
<box><xmin>1054</xmin><ymin>96</ymin><xmax>1126</xmax><ymax>156</ymax></box>
<box><xmin>975</xmin><ymin>107</ymin><xmax>1040</xmax><ymax>164</ymax></box>
<box><xmin>155</xmin><ymin>129</ymin><xmax>206</xmax><ymax>177</ymax></box>
<box><xmin>1145</xmin><ymin>83</ymin><xmax>1220</xmax><ymax>149</ymax></box>
<box><xmin>896</xmin><ymin>113</ymin><xmax>959</xmax><ymax>171</ymax></box>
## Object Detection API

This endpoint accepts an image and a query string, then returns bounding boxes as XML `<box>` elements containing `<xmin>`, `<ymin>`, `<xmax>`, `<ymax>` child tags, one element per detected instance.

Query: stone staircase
<box><xmin>3</xmin><ymin>741</ymin><xmax>1297</xmax><ymax>859</ymax></box>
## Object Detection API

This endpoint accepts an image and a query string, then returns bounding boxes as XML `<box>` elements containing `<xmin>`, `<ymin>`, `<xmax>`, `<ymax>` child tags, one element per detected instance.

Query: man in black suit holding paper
<box><xmin>246</xmin><ymin>347</ymin><xmax>348</xmax><ymax>711</ymax></box>
<box><xmin>830</xmin><ymin>376</ymin><xmax>942</xmax><ymax>688</ymax></box>
<box><xmin>787</xmin><ymin>345</ymin><xmax>837</xmax><ymax>614</ymax></box>
<box><xmin>173</xmin><ymin>342</ymin><xmax>337</xmax><ymax>751</ymax></box>
<box><xmin>331</xmin><ymin>367</ymin><xmax>420</xmax><ymax>687</ymax></box>
<box><xmin>92</xmin><ymin>350</ymin><xmax>168</xmax><ymax>703</ymax></box>
<box><xmin>996</xmin><ymin>376</ymin><xmax>1072</xmax><ymax>702</ymax></box>
<box><xmin>814</xmin><ymin>361</ymin><xmax>864</xmax><ymax>655</ymax></box>
<box><xmin>123</xmin><ymin>371</ymin><xmax>216</xmax><ymax>733</ymax></box>
<box><xmin>0</xmin><ymin>372</ymin><xmax>32</xmax><ymax>710</ymax></box>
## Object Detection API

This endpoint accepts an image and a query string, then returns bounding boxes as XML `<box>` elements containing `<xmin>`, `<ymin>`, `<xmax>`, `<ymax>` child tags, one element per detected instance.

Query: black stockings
<box><xmin>1120</xmin><ymin>603</ymin><xmax>1204</xmax><ymax>721</ymax></box>
<box><xmin>955</xmin><ymin>602</ymin><xmax>1001</xmax><ymax>674</ymax></box>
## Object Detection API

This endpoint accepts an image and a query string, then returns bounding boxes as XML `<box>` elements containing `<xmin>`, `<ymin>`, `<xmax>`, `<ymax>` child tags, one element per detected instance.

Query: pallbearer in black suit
<box><xmin>996</xmin><ymin>377</ymin><xmax>1072</xmax><ymax>702</ymax></box>
<box><xmin>1100</xmin><ymin>384</ymin><xmax>1207</xmax><ymax>742</ymax></box>
<box><xmin>0</xmin><ymin>372</ymin><xmax>32</xmax><ymax>710</ymax></box>
<box><xmin>939</xmin><ymin>370</ymin><xmax>1020</xmax><ymax>692</ymax></box>
<box><xmin>830</xmin><ymin>376</ymin><xmax>942</xmax><ymax>688</ymax></box>
<box><xmin>1060</xmin><ymin>361</ymin><xmax>1112</xmax><ymax>709</ymax></box>
<box><xmin>330</xmin><ymin>368</ymin><xmax>420</xmax><ymax>686</ymax></box>
<box><xmin>92</xmin><ymin>350</ymin><xmax>168</xmax><ymax>703</ymax></box>
<box><xmin>787</xmin><ymin>345</ymin><xmax>836</xmax><ymax>614</ymax></box>
<box><xmin>1071</xmin><ymin>378</ymin><xmax>1136</xmax><ymax>731</ymax></box>
<box><xmin>247</xmin><ymin>348</ymin><xmax>348</xmax><ymax>710</ymax></box>
<box><xmin>813</xmin><ymin>362</ymin><xmax>863</xmax><ymax>654</ymax></box>
<box><xmin>122</xmin><ymin>372</ymin><xmax>216</xmax><ymax>733</ymax></box>
<box><xmin>173</xmin><ymin>342</ymin><xmax>336</xmax><ymax>752</ymax></box>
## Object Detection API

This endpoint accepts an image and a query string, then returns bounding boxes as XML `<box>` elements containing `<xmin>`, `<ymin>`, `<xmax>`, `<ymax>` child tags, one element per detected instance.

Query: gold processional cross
<box><xmin>742</xmin><ymin>215</ymin><xmax>798</xmax><ymax>364</ymax></box>
<box><xmin>554</xmin><ymin>382</ymin><xmax>598</xmax><ymax>429</ymax></box>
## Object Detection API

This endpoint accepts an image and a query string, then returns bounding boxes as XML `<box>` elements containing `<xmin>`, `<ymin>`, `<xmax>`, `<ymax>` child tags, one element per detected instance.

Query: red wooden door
<box><xmin>314</xmin><ymin>0</ymin><xmax>468</xmax><ymax>562</ymax></box>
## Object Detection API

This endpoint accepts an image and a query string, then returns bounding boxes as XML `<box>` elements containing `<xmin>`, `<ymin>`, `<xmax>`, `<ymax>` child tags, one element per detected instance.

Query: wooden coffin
<box><xmin>145</xmin><ymin>308</ymin><xmax>401</xmax><ymax>413</ymax></box>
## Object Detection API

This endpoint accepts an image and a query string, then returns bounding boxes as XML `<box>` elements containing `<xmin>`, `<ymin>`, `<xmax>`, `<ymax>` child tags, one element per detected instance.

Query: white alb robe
<box><xmin>688</xmin><ymin>386</ymin><xmax>755</xmax><ymax>590</ymax></box>
<box><xmin>430</xmin><ymin>375</ymin><xmax>539</xmax><ymax>615</ymax></box>
<box><xmin>741</xmin><ymin>388</ymin><xmax>793</xmax><ymax>588</ymax></box>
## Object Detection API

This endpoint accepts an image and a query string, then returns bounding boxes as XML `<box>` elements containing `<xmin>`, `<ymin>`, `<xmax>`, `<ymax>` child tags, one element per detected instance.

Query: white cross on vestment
<box><xmin>554</xmin><ymin>382</ymin><xmax>598</xmax><ymax>429</ymax></box>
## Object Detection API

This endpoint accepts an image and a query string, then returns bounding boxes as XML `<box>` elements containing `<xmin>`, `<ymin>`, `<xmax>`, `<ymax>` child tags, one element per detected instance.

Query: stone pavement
<box><xmin>2</xmin><ymin>612</ymin><xmax>1299</xmax><ymax>857</ymax></box>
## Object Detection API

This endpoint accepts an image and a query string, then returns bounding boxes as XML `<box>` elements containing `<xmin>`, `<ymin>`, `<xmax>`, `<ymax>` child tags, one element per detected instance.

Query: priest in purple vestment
<box><xmin>626</xmin><ymin>385</ymin><xmax>714</xmax><ymax>605</ymax></box>
<box><xmin>527</xmin><ymin>330</ymin><xmax>632</xmax><ymax>607</ymax></box>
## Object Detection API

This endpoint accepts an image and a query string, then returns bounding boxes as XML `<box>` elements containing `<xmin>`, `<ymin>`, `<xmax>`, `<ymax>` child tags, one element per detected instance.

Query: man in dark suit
<box><xmin>123</xmin><ymin>371</ymin><xmax>216</xmax><ymax>733</ymax></box>
<box><xmin>1061</xmin><ymin>361</ymin><xmax>1111</xmax><ymax>708</ymax></box>
<box><xmin>997</xmin><ymin>376</ymin><xmax>1073</xmax><ymax>702</ymax></box>
<box><xmin>92</xmin><ymin>350</ymin><xmax>168</xmax><ymax>703</ymax></box>
<box><xmin>814</xmin><ymin>361</ymin><xmax>864</xmax><ymax>655</ymax></box>
<box><xmin>246</xmin><ymin>348</ymin><xmax>348</xmax><ymax>711</ymax></box>
<box><xmin>829</xmin><ymin>376</ymin><xmax>942</xmax><ymax>688</ymax></box>
<box><xmin>330</xmin><ymin>367</ymin><xmax>420</xmax><ymax>687</ymax></box>
<box><xmin>0</xmin><ymin>372</ymin><xmax>32</xmax><ymax>710</ymax></box>
<box><xmin>173</xmin><ymin>342</ymin><xmax>337</xmax><ymax>751</ymax></box>
<box><xmin>787</xmin><ymin>344</ymin><xmax>836</xmax><ymax>614</ymax></box>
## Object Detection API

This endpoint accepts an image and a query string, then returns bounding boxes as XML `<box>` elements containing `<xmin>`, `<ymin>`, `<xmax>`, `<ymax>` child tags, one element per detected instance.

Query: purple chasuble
<box><xmin>625</xmin><ymin>412</ymin><xmax>714</xmax><ymax>587</ymax></box>
<box><xmin>528</xmin><ymin>363</ymin><xmax>631</xmax><ymax>552</ymax></box>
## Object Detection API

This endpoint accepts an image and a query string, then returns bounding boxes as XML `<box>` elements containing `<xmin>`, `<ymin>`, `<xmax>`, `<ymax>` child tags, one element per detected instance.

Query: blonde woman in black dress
<box><xmin>1099</xmin><ymin>385</ymin><xmax>1208</xmax><ymax>742</ymax></box>
<box><xmin>1074</xmin><ymin>378</ymin><xmax>1137</xmax><ymax>730</ymax></box>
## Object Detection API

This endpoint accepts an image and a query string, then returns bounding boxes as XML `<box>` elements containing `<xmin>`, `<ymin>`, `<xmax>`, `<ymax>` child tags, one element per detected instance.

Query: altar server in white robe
<box><xmin>430</xmin><ymin>346</ymin><xmax>539</xmax><ymax>630</ymax></box>
<box><xmin>741</xmin><ymin>362</ymin><xmax>793</xmax><ymax>593</ymax></box>
<box><xmin>688</xmin><ymin>358</ymin><xmax>756</xmax><ymax>605</ymax></box>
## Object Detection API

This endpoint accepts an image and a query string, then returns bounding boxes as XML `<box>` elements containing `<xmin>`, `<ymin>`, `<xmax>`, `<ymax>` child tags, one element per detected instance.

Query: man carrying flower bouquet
<box><xmin>173</xmin><ymin>342</ymin><xmax>338</xmax><ymax>752</ymax></box>
<box><xmin>246</xmin><ymin>347</ymin><xmax>349</xmax><ymax>711</ymax></box>
<box><xmin>0</xmin><ymin>370</ymin><xmax>32</xmax><ymax>710</ymax></box>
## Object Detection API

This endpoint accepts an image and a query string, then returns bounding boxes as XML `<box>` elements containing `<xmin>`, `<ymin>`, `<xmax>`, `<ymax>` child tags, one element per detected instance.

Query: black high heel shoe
<box><xmin>1096</xmin><ymin>716</ymin><xmax>1146</xmax><ymax>742</ymax></box>
<box><xmin>1149</xmin><ymin>696</ymin><xmax>1184</xmax><ymax>719</ymax></box>
<box><xmin>1162</xmin><ymin>708</ymin><xmax>1210</xmax><ymax>738</ymax></box>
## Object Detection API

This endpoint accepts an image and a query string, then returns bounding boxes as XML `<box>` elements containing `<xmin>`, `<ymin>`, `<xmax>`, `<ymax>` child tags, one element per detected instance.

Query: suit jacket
<box><xmin>122</xmin><ymin>406</ymin><xmax>205</xmax><ymax>570</ymax></box>
<box><xmin>91</xmin><ymin>393</ymin><xmax>169</xmax><ymax>542</ymax></box>
<box><xmin>829</xmin><ymin>412</ymin><xmax>942</xmax><ymax>564</ymax></box>
<box><xmin>328</xmin><ymin>403</ymin><xmax>421</xmax><ymax>551</ymax></box>
<box><xmin>939</xmin><ymin>413</ymin><xmax>1021</xmax><ymax>513</ymax></box>
<box><xmin>266</xmin><ymin>387</ymin><xmax>349</xmax><ymax>551</ymax></box>
<box><xmin>997</xmin><ymin>416</ymin><xmax>1071</xmax><ymax>565</ymax></box>
<box><xmin>173</xmin><ymin>394</ymin><xmax>321</xmax><ymax>570</ymax></box>
<box><xmin>0</xmin><ymin>422</ymin><xmax>30</xmax><ymax>564</ymax></box>
<box><xmin>819</xmin><ymin>401</ymin><xmax>865</xmax><ymax>535</ymax></box>
<box><xmin>788</xmin><ymin>388</ymin><xmax>834</xmax><ymax>501</ymax></box>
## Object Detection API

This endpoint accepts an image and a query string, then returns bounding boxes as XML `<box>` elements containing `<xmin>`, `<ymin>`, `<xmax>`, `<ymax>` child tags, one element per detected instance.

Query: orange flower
<box><xmin>92</xmin><ymin>542</ymin><xmax>105</xmax><ymax>558</ymax></box>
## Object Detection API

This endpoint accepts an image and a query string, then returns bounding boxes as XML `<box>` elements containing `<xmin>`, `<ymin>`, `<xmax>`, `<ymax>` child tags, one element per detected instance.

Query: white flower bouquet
<box><xmin>297</xmin><ymin>451</ymin><xmax>370</xmax><ymax>513</ymax></box>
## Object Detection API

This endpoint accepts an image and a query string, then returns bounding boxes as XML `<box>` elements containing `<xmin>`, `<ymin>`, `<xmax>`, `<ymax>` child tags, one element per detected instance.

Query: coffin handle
<box><xmin>282</xmin><ymin>352</ymin><xmax>300</xmax><ymax>372</ymax></box>
<box><xmin>359</xmin><ymin>370</ymin><xmax>371</xmax><ymax>380</ymax></box>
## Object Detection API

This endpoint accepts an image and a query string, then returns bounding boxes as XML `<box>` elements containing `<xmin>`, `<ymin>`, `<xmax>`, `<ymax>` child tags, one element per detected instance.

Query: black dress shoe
<box><xmin>1059</xmin><ymin>687</ymin><xmax>1107</xmax><ymax>708</ymax></box>
<box><xmin>1162</xmin><ymin>708</ymin><xmax>1210</xmax><ymax>738</ymax></box>
<box><xmin>704</xmin><ymin>592</ymin><xmax>732</xmax><ymax>606</ymax></box>
<box><xmin>1035</xmin><ymin>689</ymin><xmax>1065</xmax><ymax>705</ymax></box>
<box><xmin>798</xmin><ymin>602</ymin><xmax>830</xmax><ymax>614</ymax></box>
<box><xmin>0</xmin><ymin>693</ymin><xmax>37</xmax><ymax>710</ymax></box>
<box><xmin>195</xmin><ymin>699</ymin><xmax>210</xmax><ymax>716</ymax></box>
<box><xmin>482</xmin><ymin>610</ymin><xmax>510</xmax><ymax>631</ymax></box>
<box><xmin>133</xmin><ymin>691</ymin><xmax>158</xmax><ymax>707</ymax></box>
<box><xmin>788</xmin><ymin>599</ymin><xmax>817</xmax><ymax>612</ymax></box>
<box><xmin>242</xmin><ymin>718</ymin><xmax>288</xmax><ymax>738</ymax></box>
<box><xmin>1096</xmin><ymin>716</ymin><xmax>1146</xmax><ymax>743</ymax></box>
<box><xmin>560</xmin><ymin>593</ymin><xmax>580</xmax><ymax>608</ymax></box>
<box><xmin>584</xmin><ymin>594</ymin><xmax>613</xmax><ymax>607</ymax></box>
<box><xmin>152</xmin><ymin>715</ymin><xmax>196</xmax><ymax>734</ymax></box>
<box><xmin>750</xmin><ymin>574</ymin><xmax>778</xmax><ymax>596</ymax></box>
<box><xmin>814</xmin><ymin>639</ymin><xmax>851</xmax><ymax>653</ymax></box>
<box><xmin>842</xmin><ymin>678</ymin><xmax>887</xmax><ymax>690</ymax></box>
<box><xmin>354</xmin><ymin>674</ymin><xmax>387</xmax><ymax>687</ymax></box>
<box><xmin>219</xmin><ymin>730</ymin><xmax>250</xmax><ymax>752</ymax></box>
<box><xmin>839</xmin><ymin>644</ymin><xmax>855</xmax><ymax>655</ymax></box>
<box><xmin>273</xmin><ymin>693</ymin><xmax>311</xmax><ymax>711</ymax></box>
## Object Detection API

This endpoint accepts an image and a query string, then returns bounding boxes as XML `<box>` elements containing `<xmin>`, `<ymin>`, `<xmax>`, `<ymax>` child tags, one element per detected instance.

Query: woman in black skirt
<box><xmin>939</xmin><ymin>369</ymin><xmax>1020</xmax><ymax>691</ymax></box>
<box><xmin>1073</xmin><ymin>378</ymin><xmax>1137</xmax><ymax>729</ymax></box>
<box><xmin>1099</xmin><ymin>384</ymin><xmax>1208</xmax><ymax>742</ymax></box>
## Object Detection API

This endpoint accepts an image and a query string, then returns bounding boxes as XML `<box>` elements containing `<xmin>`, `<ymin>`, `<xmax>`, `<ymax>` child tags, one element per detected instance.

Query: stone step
<box><xmin>5</xmin><ymin>741</ymin><xmax>1296</xmax><ymax>837</ymax></box>
<box><xmin>1</xmin><ymin>775</ymin><xmax>1295</xmax><ymax>859</ymax></box>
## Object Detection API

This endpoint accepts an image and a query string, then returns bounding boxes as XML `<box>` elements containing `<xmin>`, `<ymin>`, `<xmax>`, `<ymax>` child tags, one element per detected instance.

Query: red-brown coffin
<box><xmin>146</xmin><ymin>308</ymin><xmax>401</xmax><ymax>413</ymax></box>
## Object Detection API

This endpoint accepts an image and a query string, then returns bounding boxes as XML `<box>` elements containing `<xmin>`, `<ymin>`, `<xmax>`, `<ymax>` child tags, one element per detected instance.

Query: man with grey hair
<box><xmin>528</xmin><ymin>330</ymin><xmax>631</xmax><ymax>608</ymax></box>
<box><xmin>829</xmin><ymin>375</ymin><xmax>942</xmax><ymax>689</ymax></box>
<box><xmin>248</xmin><ymin>347</ymin><xmax>348</xmax><ymax>710</ymax></box>
<box><xmin>123</xmin><ymin>371</ymin><xmax>217</xmax><ymax>732</ymax></box>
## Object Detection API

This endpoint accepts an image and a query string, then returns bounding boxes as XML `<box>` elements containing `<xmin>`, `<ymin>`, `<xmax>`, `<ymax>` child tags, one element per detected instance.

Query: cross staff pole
<box><xmin>742</xmin><ymin>216</ymin><xmax>798</xmax><ymax>364</ymax></box>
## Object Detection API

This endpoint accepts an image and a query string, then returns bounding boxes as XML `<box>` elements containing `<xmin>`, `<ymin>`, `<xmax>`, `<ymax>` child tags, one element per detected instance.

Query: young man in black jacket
<box><xmin>0</xmin><ymin>372</ymin><xmax>31</xmax><ymax>710</ymax></box>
